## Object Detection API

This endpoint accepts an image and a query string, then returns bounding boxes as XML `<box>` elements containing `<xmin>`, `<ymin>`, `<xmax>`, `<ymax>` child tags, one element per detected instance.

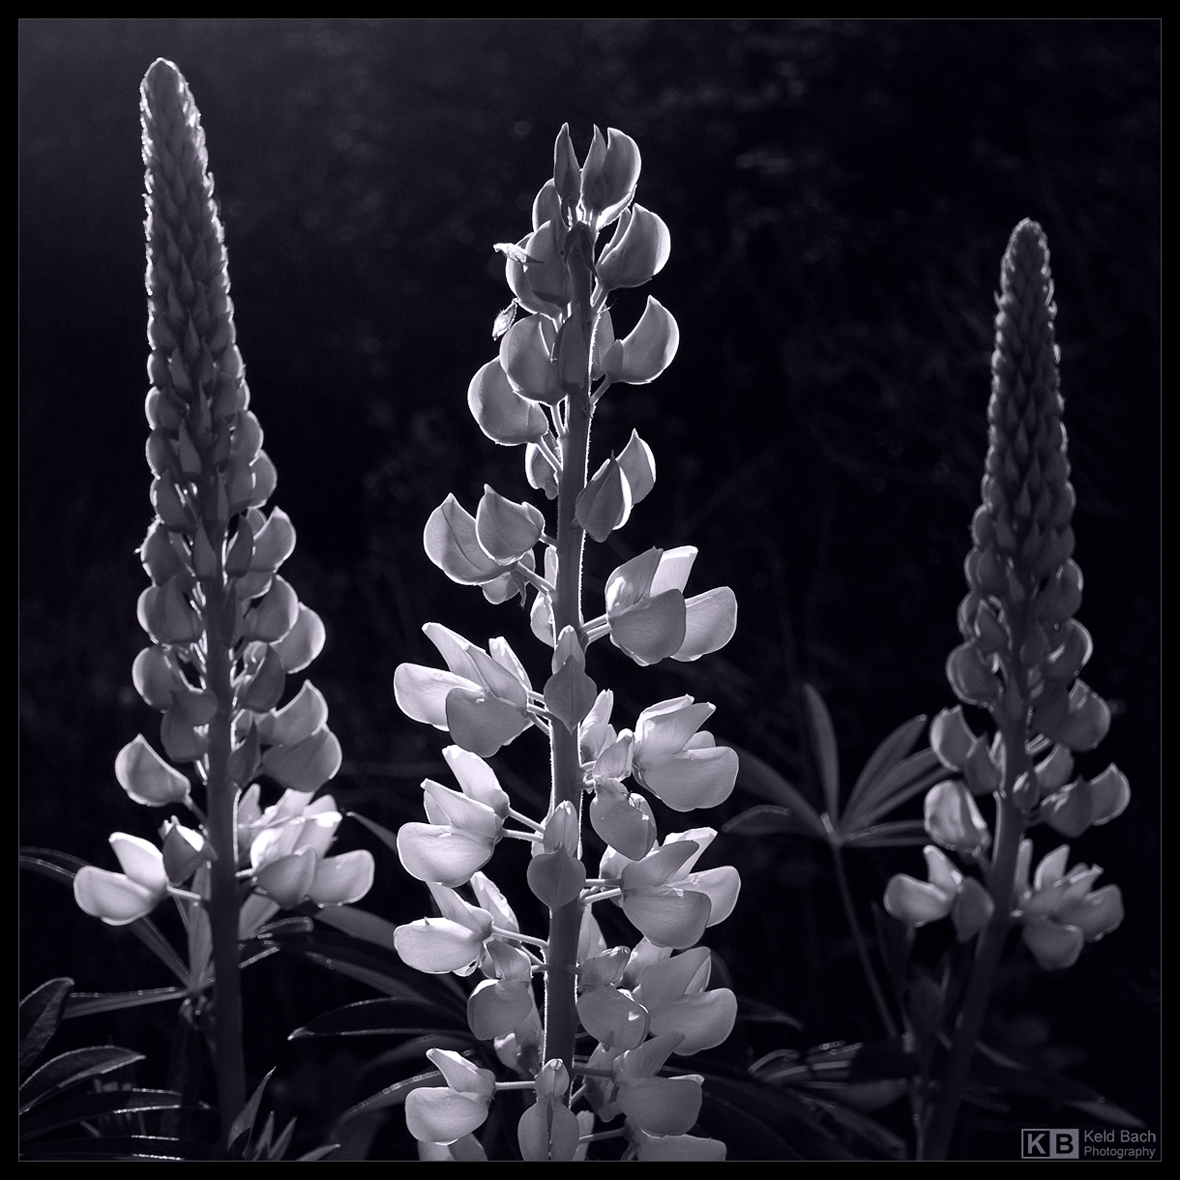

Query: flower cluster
<box><xmin>884</xmin><ymin>221</ymin><xmax>1127</xmax><ymax>969</ymax></box>
<box><xmin>74</xmin><ymin>59</ymin><xmax>372</xmax><ymax>944</ymax></box>
<box><xmin>392</xmin><ymin>126</ymin><xmax>738</xmax><ymax>1159</ymax></box>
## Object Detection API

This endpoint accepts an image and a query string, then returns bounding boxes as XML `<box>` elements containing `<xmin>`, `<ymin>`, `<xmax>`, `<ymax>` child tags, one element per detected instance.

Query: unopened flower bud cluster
<box><xmin>74</xmin><ymin>60</ymin><xmax>373</xmax><ymax>948</ymax></box>
<box><xmin>885</xmin><ymin>221</ymin><xmax>1127</xmax><ymax>969</ymax></box>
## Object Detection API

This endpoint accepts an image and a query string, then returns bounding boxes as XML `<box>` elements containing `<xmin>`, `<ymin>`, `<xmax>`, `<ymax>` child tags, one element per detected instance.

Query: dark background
<box><xmin>20</xmin><ymin>18</ymin><xmax>1159</xmax><ymax>1158</ymax></box>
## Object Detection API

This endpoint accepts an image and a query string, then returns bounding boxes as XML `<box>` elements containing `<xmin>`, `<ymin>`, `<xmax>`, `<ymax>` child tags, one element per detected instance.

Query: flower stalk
<box><xmin>71</xmin><ymin>60</ymin><xmax>373</xmax><ymax>1150</ymax></box>
<box><xmin>880</xmin><ymin>221</ymin><xmax>1129</xmax><ymax>1159</ymax></box>
<box><xmin>392</xmin><ymin>125</ymin><xmax>740</xmax><ymax>1160</ymax></box>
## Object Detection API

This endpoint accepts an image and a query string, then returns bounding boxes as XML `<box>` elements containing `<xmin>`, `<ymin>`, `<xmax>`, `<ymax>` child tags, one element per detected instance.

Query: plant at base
<box><xmin>390</xmin><ymin>125</ymin><xmax>740</xmax><ymax>1160</ymax></box>
<box><xmin>69</xmin><ymin>59</ymin><xmax>374</xmax><ymax>1147</ymax></box>
<box><xmin>881</xmin><ymin>220</ymin><xmax>1128</xmax><ymax>1159</ymax></box>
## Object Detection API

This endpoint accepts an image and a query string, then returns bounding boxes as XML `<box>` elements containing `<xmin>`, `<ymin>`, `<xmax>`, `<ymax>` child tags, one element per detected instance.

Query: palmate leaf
<box><xmin>839</xmin><ymin>750</ymin><xmax>945</xmax><ymax>834</ymax></box>
<box><xmin>841</xmin><ymin>714</ymin><xmax>927</xmax><ymax>826</ymax></box>
<box><xmin>730</xmin><ymin>747</ymin><xmax>826</xmax><ymax>839</ymax></box>
<box><xmin>20</xmin><ymin>1087</ymin><xmax>182</xmax><ymax>1141</ymax></box>
<box><xmin>842</xmin><ymin>819</ymin><xmax>929</xmax><ymax>848</ymax></box>
<box><xmin>291</xmin><ymin>997</ymin><xmax>469</xmax><ymax>1039</ymax></box>
<box><xmin>20</xmin><ymin>977</ymin><xmax>73</xmax><ymax>1077</ymax></box>
<box><xmin>20</xmin><ymin>1046</ymin><xmax>146</xmax><ymax>1115</ymax></box>
<box><xmin>724</xmin><ymin>804</ymin><xmax>826</xmax><ymax>840</ymax></box>
<box><xmin>802</xmin><ymin>684</ymin><xmax>841</xmax><ymax>820</ymax></box>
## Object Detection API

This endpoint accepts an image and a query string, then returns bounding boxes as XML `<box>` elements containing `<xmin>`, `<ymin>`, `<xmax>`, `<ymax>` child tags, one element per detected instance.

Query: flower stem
<box><xmin>201</xmin><ymin>565</ymin><xmax>246</xmax><ymax>1147</ymax></box>
<box><xmin>542</xmin><ymin>226</ymin><xmax>596</xmax><ymax>1079</ymax></box>
<box><xmin>922</xmin><ymin>716</ymin><xmax>1026</xmax><ymax>1160</ymax></box>
<box><xmin>830</xmin><ymin>842</ymin><xmax>898</xmax><ymax>1038</ymax></box>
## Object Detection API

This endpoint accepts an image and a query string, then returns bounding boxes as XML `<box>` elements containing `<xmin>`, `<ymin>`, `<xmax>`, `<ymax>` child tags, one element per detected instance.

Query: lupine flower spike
<box><xmin>392</xmin><ymin>125</ymin><xmax>739</xmax><ymax>1160</ymax></box>
<box><xmin>885</xmin><ymin>220</ymin><xmax>1128</xmax><ymax>1159</ymax></box>
<box><xmin>72</xmin><ymin>60</ymin><xmax>373</xmax><ymax>1142</ymax></box>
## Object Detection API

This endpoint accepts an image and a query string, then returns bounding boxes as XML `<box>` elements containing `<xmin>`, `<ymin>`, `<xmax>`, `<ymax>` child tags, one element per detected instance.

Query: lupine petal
<box><xmin>634</xmin><ymin>1131</ymin><xmax>726</xmax><ymax>1161</ymax></box>
<box><xmin>115</xmin><ymin>734</ymin><xmax>190</xmax><ymax>807</ymax></box>
<box><xmin>405</xmin><ymin>1087</ymin><xmax>490</xmax><ymax>1145</ymax></box>
<box><xmin>618</xmin><ymin>1074</ymin><xmax>702</xmax><ymax>1136</ymax></box>
<box><xmin>648</xmin><ymin>989</ymin><xmax>737</xmax><ymax>1055</ymax></box>
<box><xmin>73</xmin><ymin>867</ymin><xmax>159</xmax><ymax>926</ymax></box>
<box><xmin>467</xmin><ymin>978</ymin><xmax>535</xmax><ymax>1041</ymax></box>
<box><xmin>577</xmin><ymin>984</ymin><xmax>650</xmax><ymax>1050</ymax></box>
<box><xmin>638</xmin><ymin>746</ymin><xmax>737</xmax><ymax>811</ymax></box>
<box><xmin>308</xmin><ymin>850</ymin><xmax>374</xmax><ymax>905</ymax></box>
<box><xmin>445</xmin><ymin>686</ymin><xmax>530</xmax><ymax>757</ymax></box>
<box><xmin>622</xmin><ymin>885</ymin><xmax>711</xmax><ymax>949</ymax></box>
<box><xmin>395</xmin><ymin>917</ymin><xmax>486</xmax><ymax>974</ymax></box>
<box><xmin>109</xmin><ymin>833</ymin><xmax>168</xmax><ymax>892</ymax></box>
<box><xmin>609</xmin><ymin>591</ymin><xmax>686</xmax><ymax>666</ymax></box>
<box><xmin>674</xmin><ymin>588</ymin><xmax>737</xmax><ymax>661</ymax></box>
<box><xmin>394</xmin><ymin>664</ymin><xmax>474</xmax><ymax>729</ymax></box>
<box><xmin>1022</xmin><ymin>916</ymin><xmax>1084</xmax><ymax>970</ymax></box>
<box><xmin>398</xmin><ymin>823</ymin><xmax>494</xmax><ymax>888</ymax></box>
<box><xmin>884</xmin><ymin>874</ymin><xmax>954</xmax><ymax>925</ymax></box>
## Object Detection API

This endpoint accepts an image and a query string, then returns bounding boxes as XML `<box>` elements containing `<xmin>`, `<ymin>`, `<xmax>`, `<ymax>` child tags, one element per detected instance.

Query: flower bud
<box><xmin>261</xmin><ymin>725</ymin><xmax>342</xmax><ymax>793</ymax></box>
<box><xmin>250</xmin><ymin>507</ymin><xmax>296</xmax><ymax>573</ymax></box>
<box><xmin>962</xmin><ymin>734</ymin><xmax>1002</xmax><ymax>796</ymax></box>
<box><xmin>526</xmin><ymin>439</ymin><xmax>560</xmax><ymax>499</ymax></box>
<box><xmin>930</xmin><ymin>706</ymin><xmax>977</xmax><ymax>770</ymax></box>
<box><xmin>603</xmin><ymin>297</ymin><xmax>680</xmax><ymax>385</ymax></box>
<box><xmin>552</xmin><ymin>124</ymin><xmax>580</xmax><ymax>208</ymax></box>
<box><xmin>424</xmin><ymin>494</ymin><xmax>505</xmax><ymax>585</ymax></box>
<box><xmin>924</xmin><ymin>780</ymin><xmax>990</xmax><ymax>850</ymax></box>
<box><xmin>161</xmin><ymin>817</ymin><xmax>213</xmax><ymax>884</ymax></box>
<box><xmin>951</xmin><ymin>876</ymin><xmax>994</xmax><ymax>941</ymax></box>
<box><xmin>132</xmin><ymin>644</ymin><xmax>185</xmax><ymax>710</ymax></box>
<box><xmin>576</xmin><ymin>456</ymin><xmax>633</xmax><ymax>542</ymax></box>
<box><xmin>532</xmin><ymin>178</ymin><xmax>562</xmax><ymax>232</ymax></box>
<box><xmin>504</xmin><ymin>221</ymin><xmax>570</xmax><ymax>316</ymax></box>
<box><xmin>115</xmin><ymin>734</ymin><xmax>190</xmax><ymax>806</ymax></box>
<box><xmin>554</xmin><ymin>315</ymin><xmax>591</xmax><ymax>395</ymax></box>
<box><xmin>596</xmin><ymin>205</ymin><xmax>670</xmax><ymax>291</ymax></box>
<box><xmin>150</xmin><ymin>475</ymin><xmax>191</xmax><ymax>531</ymax></box>
<box><xmin>468</xmin><ymin>358</ymin><xmax>547</xmax><ymax>445</ymax></box>
<box><xmin>475</xmin><ymin>486</ymin><xmax>545</xmax><ymax>565</ymax></box>
<box><xmin>237</xmin><ymin>642</ymin><xmax>286</xmax><ymax>711</ymax></box>
<box><xmin>617</xmin><ymin>429</ymin><xmax>656</xmax><ymax>504</ymax></box>
<box><xmin>499</xmin><ymin>314</ymin><xmax>560</xmax><ymax>404</ymax></box>
<box><xmin>243</xmin><ymin>575</ymin><xmax>299</xmax><ymax>642</ymax></box>
<box><xmin>579</xmin><ymin>126</ymin><xmax>641</xmax><ymax>227</ymax></box>
<box><xmin>946</xmin><ymin>641</ymin><xmax>1001</xmax><ymax>707</ymax></box>
<box><xmin>1033</xmin><ymin>680</ymin><xmax>1111</xmax><ymax>752</ymax></box>
<box><xmin>272</xmin><ymin>603</ymin><xmax>326</xmax><ymax>673</ymax></box>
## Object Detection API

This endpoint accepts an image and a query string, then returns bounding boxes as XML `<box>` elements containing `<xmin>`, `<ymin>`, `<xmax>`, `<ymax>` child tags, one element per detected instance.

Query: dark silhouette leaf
<box><xmin>20</xmin><ymin>977</ymin><xmax>73</xmax><ymax>1077</ymax></box>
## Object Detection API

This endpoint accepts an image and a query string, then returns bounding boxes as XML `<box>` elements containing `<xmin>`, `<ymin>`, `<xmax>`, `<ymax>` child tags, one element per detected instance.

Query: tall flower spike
<box><xmin>913</xmin><ymin>222</ymin><xmax>1127</xmax><ymax>1160</ymax></box>
<box><xmin>106</xmin><ymin>61</ymin><xmax>369</xmax><ymax>1143</ymax></box>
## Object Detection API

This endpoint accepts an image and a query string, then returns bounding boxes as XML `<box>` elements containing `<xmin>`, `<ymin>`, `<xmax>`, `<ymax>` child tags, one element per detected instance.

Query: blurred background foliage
<box><xmin>20</xmin><ymin>18</ymin><xmax>1158</xmax><ymax>1156</ymax></box>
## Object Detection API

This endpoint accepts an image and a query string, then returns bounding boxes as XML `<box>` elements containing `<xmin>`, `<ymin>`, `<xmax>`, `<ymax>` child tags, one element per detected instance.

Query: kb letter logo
<box><xmin>1022</xmin><ymin>1129</ymin><xmax>1079</xmax><ymax>1159</ymax></box>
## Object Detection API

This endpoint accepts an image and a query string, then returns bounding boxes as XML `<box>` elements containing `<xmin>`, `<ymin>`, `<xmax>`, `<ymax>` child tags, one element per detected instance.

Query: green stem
<box><xmin>201</xmin><ymin>553</ymin><xmax>246</xmax><ymax>1147</ymax></box>
<box><xmin>830</xmin><ymin>840</ymin><xmax>898</xmax><ymax>1038</ymax></box>
<box><xmin>542</xmin><ymin>227</ymin><xmax>595</xmax><ymax>1078</ymax></box>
